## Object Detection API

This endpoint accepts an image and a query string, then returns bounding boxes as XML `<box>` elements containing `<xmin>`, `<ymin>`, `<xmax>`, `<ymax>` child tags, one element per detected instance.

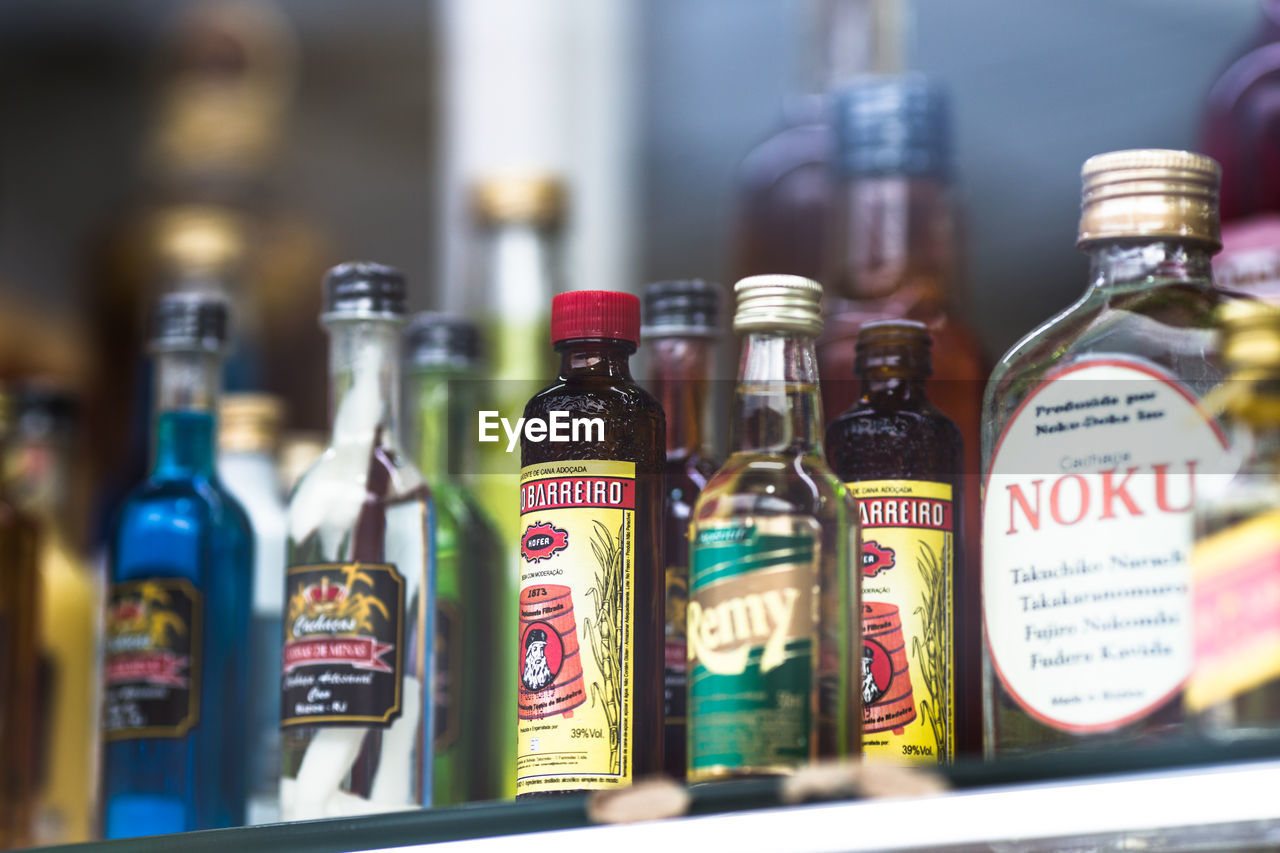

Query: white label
<box><xmin>982</xmin><ymin>358</ymin><xmax>1228</xmax><ymax>732</ymax></box>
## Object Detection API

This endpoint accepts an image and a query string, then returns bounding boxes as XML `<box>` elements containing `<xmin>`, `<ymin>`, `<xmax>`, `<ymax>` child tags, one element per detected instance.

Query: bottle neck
<box><xmin>555</xmin><ymin>339</ymin><xmax>636</xmax><ymax>381</ymax></box>
<box><xmin>731</xmin><ymin>332</ymin><xmax>825</xmax><ymax>455</ymax></box>
<box><xmin>1084</xmin><ymin>240</ymin><xmax>1216</xmax><ymax>293</ymax></box>
<box><xmin>648</xmin><ymin>336</ymin><xmax>713</xmax><ymax>457</ymax></box>
<box><xmin>407</xmin><ymin>366</ymin><xmax>474</xmax><ymax>484</ymax></box>
<box><xmin>477</xmin><ymin>221</ymin><xmax>561</xmax><ymax>318</ymax></box>
<box><xmin>152</xmin><ymin>350</ymin><xmax>221</xmax><ymax>477</ymax></box>
<box><xmin>327</xmin><ymin>318</ymin><xmax>403</xmax><ymax>449</ymax></box>
<box><xmin>856</xmin><ymin>340</ymin><xmax>932</xmax><ymax>406</ymax></box>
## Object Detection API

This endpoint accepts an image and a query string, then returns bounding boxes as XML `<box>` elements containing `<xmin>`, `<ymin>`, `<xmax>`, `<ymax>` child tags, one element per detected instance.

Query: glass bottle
<box><xmin>0</xmin><ymin>390</ymin><xmax>40</xmax><ymax>849</ymax></box>
<box><xmin>468</xmin><ymin>176</ymin><xmax>565</xmax><ymax>796</ymax></box>
<box><xmin>641</xmin><ymin>279</ymin><xmax>722</xmax><ymax>781</ymax></box>
<box><xmin>688</xmin><ymin>275</ymin><xmax>859</xmax><ymax>781</ymax></box>
<box><xmin>8</xmin><ymin>385</ymin><xmax>99</xmax><ymax>844</ymax></box>
<box><xmin>981</xmin><ymin>150</ymin><xmax>1238</xmax><ymax>757</ymax></box>
<box><xmin>217</xmin><ymin>393</ymin><xmax>287</xmax><ymax>825</ymax></box>
<box><xmin>404</xmin><ymin>313</ymin><xmax>507</xmax><ymax>804</ymax></box>
<box><xmin>1187</xmin><ymin>299</ymin><xmax>1280</xmax><ymax>737</ymax></box>
<box><xmin>818</xmin><ymin>75</ymin><xmax>986</xmax><ymax>598</ymax></box>
<box><xmin>101</xmin><ymin>293</ymin><xmax>253</xmax><ymax>836</ymax></box>
<box><xmin>282</xmin><ymin>263</ymin><xmax>434</xmax><ymax>819</ymax></box>
<box><xmin>825</xmin><ymin>321</ymin><xmax>972</xmax><ymax>762</ymax></box>
<box><xmin>517</xmin><ymin>291</ymin><xmax>665</xmax><ymax>797</ymax></box>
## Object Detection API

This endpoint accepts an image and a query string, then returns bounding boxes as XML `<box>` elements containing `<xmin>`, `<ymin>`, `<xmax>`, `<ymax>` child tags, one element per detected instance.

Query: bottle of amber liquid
<box><xmin>825</xmin><ymin>321</ymin><xmax>971</xmax><ymax>762</ymax></box>
<box><xmin>517</xmin><ymin>290</ymin><xmax>665</xmax><ymax>798</ymax></box>
<box><xmin>688</xmin><ymin>275</ymin><xmax>860</xmax><ymax>781</ymax></box>
<box><xmin>1187</xmin><ymin>299</ymin><xmax>1280</xmax><ymax>736</ymax></box>
<box><xmin>642</xmin><ymin>279</ymin><xmax>721</xmax><ymax>781</ymax></box>
<box><xmin>982</xmin><ymin>151</ymin><xmax>1236</xmax><ymax>756</ymax></box>
<box><xmin>818</xmin><ymin>75</ymin><xmax>986</xmax><ymax>607</ymax></box>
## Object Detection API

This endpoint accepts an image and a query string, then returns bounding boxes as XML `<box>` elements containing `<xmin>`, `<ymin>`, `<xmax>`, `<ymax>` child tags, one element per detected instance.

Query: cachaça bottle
<box><xmin>282</xmin><ymin>262</ymin><xmax>434</xmax><ymax>818</ymax></box>
<box><xmin>217</xmin><ymin>393</ymin><xmax>287</xmax><ymax>825</ymax></box>
<box><xmin>404</xmin><ymin>313</ymin><xmax>506</xmax><ymax>804</ymax></box>
<box><xmin>1187</xmin><ymin>299</ymin><xmax>1280</xmax><ymax>736</ymax></box>
<box><xmin>688</xmin><ymin>275</ymin><xmax>860</xmax><ymax>781</ymax></box>
<box><xmin>0</xmin><ymin>390</ymin><xmax>40</xmax><ymax>848</ymax></box>
<box><xmin>468</xmin><ymin>175</ymin><xmax>565</xmax><ymax>795</ymax></box>
<box><xmin>818</xmin><ymin>75</ymin><xmax>986</xmax><ymax>600</ymax></box>
<box><xmin>8</xmin><ymin>385</ymin><xmax>98</xmax><ymax>844</ymax></box>
<box><xmin>517</xmin><ymin>290</ymin><xmax>665</xmax><ymax>797</ymax></box>
<box><xmin>642</xmin><ymin>279</ymin><xmax>722</xmax><ymax>781</ymax></box>
<box><xmin>982</xmin><ymin>150</ymin><xmax>1238</xmax><ymax>756</ymax></box>
<box><xmin>101</xmin><ymin>293</ymin><xmax>253</xmax><ymax>836</ymax></box>
<box><xmin>825</xmin><ymin>321</ymin><xmax>971</xmax><ymax>762</ymax></box>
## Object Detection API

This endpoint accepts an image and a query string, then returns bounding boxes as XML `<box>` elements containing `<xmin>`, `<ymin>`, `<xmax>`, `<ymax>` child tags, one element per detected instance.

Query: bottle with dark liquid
<box><xmin>641</xmin><ymin>280</ymin><xmax>721</xmax><ymax>781</ymax></box>
<box><xmin>517</xmin><ymin>291</ymin><xmax>665</xmax><ymax>797</ymax></box>
<box><xmin>818</xmin><ymin>75</ymin><xmax>986</xmax><ymax>597</ymax></box>
<box><xmin>825</xmin><ymin>320</ymin><xmax>974</xmax><ymax>762</ymax></box>
<box><xmin>282</xmin><ymin>263</ymin><xmax>435</xmax><ymax>818</ymax></box>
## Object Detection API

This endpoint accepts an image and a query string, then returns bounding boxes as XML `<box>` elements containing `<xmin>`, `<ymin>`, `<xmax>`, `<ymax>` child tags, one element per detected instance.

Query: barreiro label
<box><xmin>281</xmin><ymin>563</ymin><xmax>405</xmax><ymax>728</ymax></box>
<box><xmin>687</xmin><ymin>519</ymin><xmax>819</xmax><ymax>781</ymax></box>
<box><xmin>517</xmin><ymin>460</ymin><xmax>636</xmax><ymax>795</ymax></box>
<box><xmin>1187</xmin><ymin>510</ymin><xmax>1280</xmax><ymax>712</ymax></box>
<box><xmin>983</xmin><ymin>358</ymin><xmax>1228</xmax><ymax>733</ymax></box>
<box><xmin>103</xmin><ymin>578</ymin><xmax>201</xmax><ymax>739</ymax></box>
<box><xmin>850</xmin><ymin>480</ymin><xmax>954</xmax><ymax>764</ymax></box>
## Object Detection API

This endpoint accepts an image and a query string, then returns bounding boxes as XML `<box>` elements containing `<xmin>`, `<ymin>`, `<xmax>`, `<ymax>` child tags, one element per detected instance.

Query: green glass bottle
<box><xmin>405</xmin><ymin>313</ymin><xmax>507</xmax><ymax>803</ymax></box>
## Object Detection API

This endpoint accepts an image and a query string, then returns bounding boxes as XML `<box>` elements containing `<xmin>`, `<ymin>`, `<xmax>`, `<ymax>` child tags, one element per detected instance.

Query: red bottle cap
<box><xmin>550</xmin><ymin>290</ymin><xmax>641</xmax><ymax>345</ymax></box>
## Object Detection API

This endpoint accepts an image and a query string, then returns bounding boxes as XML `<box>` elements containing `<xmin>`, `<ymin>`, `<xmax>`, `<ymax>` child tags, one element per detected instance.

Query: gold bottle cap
<box><xmin>1219</xmin><ymin>298</ymin><xmax>1280</xmax><ymax>373</ymax></box>
<box><xmin>1077</xmin><ymin>149</ymin><xmax>1221</xmax><ymax>249</ymax></box>
<box><xmin>472</xmin><ymin>175</ymin><xmax>565</xmax><ymax>226</ymax></box>
<box><xmin>153</xmin><ymin>205</ymin><xmax>246</xmax><ymax>272</ymax></box>
<box><xmin>220</xmin><ymin>393</ymin><xmax>284</xmax><ymax>454</ymax></box>
<box><xmin>732</xmin><ymin>274</ymin><xmax>824</xmax><ymax>337</ymax></box>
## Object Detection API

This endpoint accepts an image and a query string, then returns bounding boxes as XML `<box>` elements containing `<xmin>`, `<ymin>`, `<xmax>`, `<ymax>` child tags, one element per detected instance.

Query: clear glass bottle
<box><xmin>217</xmin><ymin>393</ymin><xmax>287</xmax><ymax>825</ymax></box>
<box><xmin>517</xmin><ymin>291</ymin><xmax>665</xmax><ymax>798</ymax></box>
<box><xmin>282</xmin><ymin>263</ymin><xmax>434</xmax><ymax>819</ymax></box>
<box><xmin>825</xmin><ymin>321</ymin><xmax>973</xmax><ymax>762</ymax></box>
<box><xmin>101</xmin><ymin>293</ymin><xmax>253</xmax><ymax>836</ymax></box>
<box><xmin>404</xmin><ymin>313</ymin><xmax>506</xmax><ymax>804</ymax></box>
<box><xmin>641</xmin><ymin>279</ymin><xmax>722</xmax><ymax>781</ymax></box>
<box><xmin>981</xmin><ymin>150</ymin><xmax>1238</xmax><ymax>757</ymax></box>
<box><xmin>1187</xmin><ymin>299</ymin><xmax>1280</xmax><ymax>737</ymax></box>
<box><xmin>688</xmin><ymin>275</ymin><xmax>859</xmax><ymax>781</ymax></box>
<box><xmin>8</xmin><ymin>385</ymin><xmax>99</xmax><ymax>844</ymax></box>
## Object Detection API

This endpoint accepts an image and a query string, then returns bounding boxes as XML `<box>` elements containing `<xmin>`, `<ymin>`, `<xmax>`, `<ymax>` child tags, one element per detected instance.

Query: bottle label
<box><xmin>516</xmin><ymin>460</ymin><xmax>636</xmax><ymax>795</ymax></box>
<box><xmin>103</xmin><ymin>578</ymin><xmax>201</xmax><ymax>739</ymax></box>
<box><xmin>281</xmin><ymin>562</ymin><xmax>405</xmax><ymax>728</ymax></box>
<box><xmin>1187</xmin><ymin>510</ymin><xmax>1280</xmax><ymax>712</ymax></box>
<box><xmin>850</xmin><ymin>480</ymin><xmax>954</xmax><ymax>763</ymax></box>
<box><xmin>687</xmin><ymin>519</ymin><xmax>819</xmax><ymax>781</ymax></box>
<box><xmin>983</xmin><ymin>358</ymin><xmax>1228</xmax><ymax>732</ymax></box>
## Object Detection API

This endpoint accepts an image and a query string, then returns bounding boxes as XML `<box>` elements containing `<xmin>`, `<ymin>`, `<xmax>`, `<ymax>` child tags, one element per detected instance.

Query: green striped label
<box><xmin>687</xmin><ymin>521</ymin><xmax>818</xmax><ymax>780</ymax></box>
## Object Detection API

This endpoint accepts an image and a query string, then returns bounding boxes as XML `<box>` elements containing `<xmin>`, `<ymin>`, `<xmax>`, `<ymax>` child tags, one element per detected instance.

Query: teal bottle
<box><xmin>101</xmin><ymin>293</ymin><xmax>253</xmax><ymax>836</ymax></box>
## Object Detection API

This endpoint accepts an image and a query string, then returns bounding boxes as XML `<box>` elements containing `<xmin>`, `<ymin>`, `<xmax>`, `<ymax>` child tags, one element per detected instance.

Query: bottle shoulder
<box><xmin>694</xmin><ymin>451</ymin><xmax>852</xmax><ymax>524</ymax></box>
<box><xmin>825</xmin><ymin>405</ymin><xmax>963</xmax><ymax>483</ymax></box>
<box><xmin>287</xmin><ymin>442</ymin><xmax>431</xmax><ymax>545</ymax></box>
<box><xmin>521</xmin><ymin>376</ymin><xmax>666</xmax><ymax>469</ymax></box>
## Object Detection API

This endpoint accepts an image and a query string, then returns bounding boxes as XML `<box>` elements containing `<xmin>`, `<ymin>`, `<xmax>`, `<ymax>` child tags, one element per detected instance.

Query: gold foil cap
<box><xmin>1219</xmin><ymin>298</ymin><xmax>1280</xmax><ymax>373</ymax></box>
<box><xmin>220</xmin><ymin>393</ymin><xmax>284</xmax><ymax>454</ymax></box>
<box><xmin>1077</xmin><ymin>149</ymin><xmax>1221</xmax><ymax>249</ymax></box>
<box><xmin>732</xmin><ymin>275</ymin><xmax>823</xmax><ymax>337</ymax></box>
<box><xmin>472</xmin><ymin>175</ymin><xmax>565</xmax><ymax>226</ymax></box>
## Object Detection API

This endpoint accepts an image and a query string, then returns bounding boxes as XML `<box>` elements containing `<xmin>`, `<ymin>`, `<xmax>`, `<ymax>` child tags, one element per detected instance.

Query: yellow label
<box><xmin>1187</xmin><ymin>509</ymin><xmax>1280</xmax><ymax>712</ymax></box>
<box><xmin>516</xmin><ymin>460</ymin><xmax>635</xmax><ymax>795</ymax></box>
<box><xmin>849</xmin><ymin>480</ymin><xmax>954</xmax><ymax>764</ymax></box>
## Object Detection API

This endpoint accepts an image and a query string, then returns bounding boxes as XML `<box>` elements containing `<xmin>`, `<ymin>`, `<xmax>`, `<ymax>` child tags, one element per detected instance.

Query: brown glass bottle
<box><xmin>517</xmin><ymin>291</ymin><xmax>665</xmax><ymax>797</ymax></box>
<box><xmin>642</xmin><ymin>280</ymin><xmax>721</xmax><ymax>781</ymax></box>
<box><xmin>824</xmin><ymin>321</ymin><xmax>977</xmax><ymax>759</ymax></box>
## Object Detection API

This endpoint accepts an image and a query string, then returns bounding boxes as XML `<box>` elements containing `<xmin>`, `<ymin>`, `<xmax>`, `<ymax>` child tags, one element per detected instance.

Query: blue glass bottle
<box><xmin>101</xmin><ymin>293</ymin><xmax>253</xmax><ymax>837</ymax></box>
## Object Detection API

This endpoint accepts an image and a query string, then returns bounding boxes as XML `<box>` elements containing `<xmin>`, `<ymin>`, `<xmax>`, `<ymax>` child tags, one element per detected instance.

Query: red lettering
<box><xmin>1099</xmin><ymin>467</ymin><xmax>1142</xmax><ymax>519</ymax></box>
<box><xmin>1049</xmin><ymin>474</ymin><xmax>1089</xmax><ymax>526</ymax></box>
<box><xmin>1154</xmin><ymin>461</ymin><xmax>1196</xmax><ymax>513</ymax></box>
<box><xmin>1006</xmin><ymin>480</ymin><xmax>1042</xmax><ymax>534</ymax></box>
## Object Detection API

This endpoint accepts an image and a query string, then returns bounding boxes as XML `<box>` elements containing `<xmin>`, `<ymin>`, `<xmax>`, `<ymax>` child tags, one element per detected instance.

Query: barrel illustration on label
<box><xmin>516</xmin><ymin>460</ymin><xmax>636</xmax><ymax>796</ymax></box>
<box><xmin>862</xmin><ymin>603</ymin><xmax>918</xmax><ymax>734</ymax></box>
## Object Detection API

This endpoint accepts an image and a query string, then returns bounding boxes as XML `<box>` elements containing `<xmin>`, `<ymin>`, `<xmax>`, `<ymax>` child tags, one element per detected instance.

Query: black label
<box><xmin>103</xmin><ymin>578</ymin><xmax>201</xmax><ymax>739</ymax></box>
<box><xmin>281</xmin><ymin>563</ymin><xmax>405</xmax><ymax>728</ymax></box>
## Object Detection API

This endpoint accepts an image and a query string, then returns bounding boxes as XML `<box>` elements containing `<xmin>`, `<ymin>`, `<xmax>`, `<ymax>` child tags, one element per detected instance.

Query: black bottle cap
<box><xmin>149</xmin><ymin>291</ymin><xmax>229</xmax><ymax>353</ymax></box>
<box><xmin>834</xmin><ymin>75</ymin><xmax>951</xmax><ymax>179</ymax></box>
<box><xmin>324</xmin><ymin>261</ymin><xmax>408</xmax><ymax>319</ymax></box>
<box><xmin>641</xmin><ymin>279</ymin><xmax>721</xmax><ymax>338</ymax></box>
<box><xmin>12</xmin><ymin>382</ymin><xmax>79</xmax><ymax>440</ymax></box>
<box><xmin>404</xmin><ymin>312</ymin><xmax>482</xmax><ymax>369</ymax></box>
